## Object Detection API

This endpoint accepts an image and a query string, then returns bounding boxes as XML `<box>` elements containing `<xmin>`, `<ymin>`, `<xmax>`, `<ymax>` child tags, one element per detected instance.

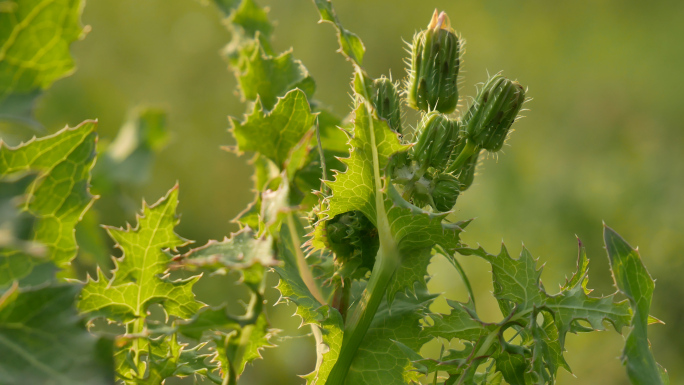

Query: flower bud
<box><xmin>407</xmin><ymin>10</ymin><xmax>461</xmax><ymax>113</ymax></box>
<box><xmin>431</xmin><ymin>173</ymin><xmax>461</xmax><ymax>212</ymax></box>
<box><xmin>412</xmin><ymin>111</ymin><xmax>459</xmax><ymax>170</ymax></box>
<box><xmin>325</xmin><ymin>211</ymin><xmax>378</xmax><ymax>272</ymax></box>
<box><xmin>371</xmin><ymin>76</ymin><xmax>403</xmax><ymax>134</ymax></box>
<box><xmin>463</xmin><ymin>73</ymin><xmax>526</xmax><ymax>152</ymax></box>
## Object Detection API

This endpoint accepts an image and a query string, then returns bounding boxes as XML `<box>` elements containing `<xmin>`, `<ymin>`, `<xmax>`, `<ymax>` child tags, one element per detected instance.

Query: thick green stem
<box><xmin>444</xmin><ymin>140</ymin><xmax>478</xmax><ymax>174</ymax></box>
<box><xmin>325</xmin><ymin>66</ymin><xmax>401</xmax><ymax>385</ymax></box>
<box><xmin>326</xmin><ymin>243</ymin><xmax>398</xmax><ymax>384</ymax></box>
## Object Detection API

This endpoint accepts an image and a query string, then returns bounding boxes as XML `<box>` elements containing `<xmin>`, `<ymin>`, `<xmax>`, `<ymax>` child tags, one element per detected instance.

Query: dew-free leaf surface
<box><xmin>78</xmin><ymin>185</ymin><xmax>202</xmax><ymax>323</ymax></box>
<box><xmin>0</xmin><ymin>0</ymin><xmax>87</xmax><ymax>122</ymax></box>
<box><xmin>0</xmin><ymin>121</ymin><xmax>96</xmax><ymax>284</ymax></box>
<box><xmin>605</xmin><ymin>225</ymin><xmax>668</xmax><ymax>385</ymax></box>
<box><xmin>0</xmin><ymin>283</ymin><xmax>114</xmax><ymax>385</ymax></box>
<box><xmin>231</xmin><ymin>89</ymin><xmax>316</xmax><ymax>168</ymax></box>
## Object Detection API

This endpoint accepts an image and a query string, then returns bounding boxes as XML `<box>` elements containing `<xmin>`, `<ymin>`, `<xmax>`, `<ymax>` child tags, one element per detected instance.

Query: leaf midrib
<box><xmin>135</xmin><ymin>202</ymin><xmax>174</xmax><ymax>317</ymax></box>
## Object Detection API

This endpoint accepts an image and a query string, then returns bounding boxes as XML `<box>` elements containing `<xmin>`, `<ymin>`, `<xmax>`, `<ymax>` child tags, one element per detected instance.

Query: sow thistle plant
<box><xmin>0</xmin><ymin>0</ymin><xmax>669</xmax><ymax>385</ymax></box>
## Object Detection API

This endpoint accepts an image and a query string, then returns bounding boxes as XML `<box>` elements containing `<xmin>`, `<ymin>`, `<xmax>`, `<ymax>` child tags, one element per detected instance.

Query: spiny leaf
<box><xmin>312</xmin><ymin>0</ymin><xmax>365</xmax><ymax>65</ymax></box>
<box><xmin>313</xmin><ymin>103</ymin><xmax>465</xmax><ymax>255</ymax></box>
<box><xmin>604</xmin><ymin>225</ymin><xmax>668</xmax><ymax>385</ymax></box>
<box><xmin>78</xmin><ymin>185</ymin><xmax>203</xmax><ymax>323</ymax></box>
<box><xmin>216</xmin><ymin>312</ymin><xmax>277</xmax><ymax>377</ymax></box>
<box><xmin>494</xmin><ymin>351</ymin><xmax>528</xmax><ymax>385</ymax></box>
<box><xmin>229</xmin><ymin>0</ymin><xmax>272</xmax><ymax>38</ymax></box>
<box><xmin>0</xmin><ymin>283</ymin><xmax>114</xmax><ymax>385</ymax></box>
<box><xmin>0</xmin><ymin>0</ymin><xmax>87</xmax><ymax>123</ymax></box>
<box><xmin>212</xmin><ymin>0</ymin><xmax>271</xmax><ymax>39</ymax></box>
<box><xmin>176</xmin><ymin>227</ymin><xmax>275</xmax><ymax>271</ymax></box>
<box><xmin>385</xmin><ymin>200</ymin><xmax>468</xmax><ymax>253</ymax></box>
<box><xmin>231</xmin><ymin>89</ymin><xmax>317</xmax><ymax>168</ymax></box>
<box><xmin>474</xmin><ymin>245</ymin><xmax>545</xmax><ymax>316</ymax></box>
<box><xmin>545</xmin><ymin>280</ymin><xmax>630</xmax><ymax>345</ymax></box>
<box><xmin>115</xmin><ymin>331</ymin><xmax>219</xmax><ymax>384</ymax></box>
<box><xmin>428</xmin><ymin>298</ymin><xmax>494</xmax><ymax>342</ymax></box>
<box><xmin>450</xmin><ymin>241</ymin><xmax>632</xmax><ymax>383</ymax></box>
<box><xmin>211</xmin><ymin>0</ymin><xmax>274</xmax><ymax>72</ymax></box>
<box><xmin>386</xmin><ymin>247</ymin><xmax>433</xmax><ymax>303</ymax></box>
<box><xmin>169</xmin><ymin>341</ymin><xmax>221</xmax><ymax>381</ymax></box>
<box><xmin>236</xmin><ymin>40</ymin><xmax>315</xmax><ymax>111</ymax></box>
<box><xmin>345</xmin><ymin>286</ymin><xmax>435</xmax><ymax>384</ymax></box>
<box><xmin>561</xmin><ymin>238</ymin><xmax>589</xmax><ymax>292</ymax></box>
<box><xmin>178</xmin><ymin>301</ymin><xmax>277</xmax><ymax>381</ymax></box>
<box><xmin>529</xmin><ymin>311</ymin><xmax>571</xmax><ymax>384</ymax></box>
<box><xmin>275</xmin><ymin>222</ymin><xmax>344</xmax><ymax>385</ymax></box>
<box><xmin>178</xmin><ymin>305</ymin><xmax>242</xmax><ymax>341</ymax></box>
<box><xmin>459</xmin><ymin>244</ymin><xmax>631</xmax><ymax>337</ymax></box>
<box><xmin>0</xmin><ymin>121</ymin><xmax>97</xmax><ymax>282</ymax></box>
<box><xmin>313</xmin><ymin>104</ymin><xmax>406</xmax><ymax>239</ymax></box>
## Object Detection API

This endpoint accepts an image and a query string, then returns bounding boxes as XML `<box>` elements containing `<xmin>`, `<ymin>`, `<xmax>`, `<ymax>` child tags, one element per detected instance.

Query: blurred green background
<box><xmin>27</xmin><ymin>0</ymin><xmax>684</xmax><ymax>383</ymax></box>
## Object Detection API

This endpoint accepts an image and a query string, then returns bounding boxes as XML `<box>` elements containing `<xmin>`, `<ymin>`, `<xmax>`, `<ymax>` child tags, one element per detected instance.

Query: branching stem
<box><xmin>325</xmin><ymin>66</ymin><xmax>401</xmax><ymax>385</ymax></box>
<box><xmin>445</xmin><ymin>140</ymin><xmax>478</xmax><ymax>174</ymax></box>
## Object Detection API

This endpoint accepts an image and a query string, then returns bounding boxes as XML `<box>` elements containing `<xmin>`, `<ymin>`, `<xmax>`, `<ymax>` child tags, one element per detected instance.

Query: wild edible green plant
<box><xmin>0</xmin><ymin>0</ymin><xmax>669</xmax><ymax>384</ymax></box>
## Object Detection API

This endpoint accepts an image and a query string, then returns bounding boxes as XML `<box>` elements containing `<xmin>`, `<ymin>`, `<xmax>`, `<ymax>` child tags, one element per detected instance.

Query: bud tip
<box><xmin>428</xmin><ymin>9</ymin><xmax>439</xmax><ymax>29</ymax></box>
<box><xmin>428</xmin><ymin>10</ymin><xmax>451</xmax><ymax>30</ymax></box>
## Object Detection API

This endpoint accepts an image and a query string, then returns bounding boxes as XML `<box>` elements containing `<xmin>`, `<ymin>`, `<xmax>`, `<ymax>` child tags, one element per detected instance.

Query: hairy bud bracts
<box><xmin>407</xmin><ymin>10</ymin><xmax>461</xmax><ymax>113</ymax></box>
<box><xmin>463</xmin><ymin>73</ymin><xmax>526</xmax><ymax>152</ymax></box>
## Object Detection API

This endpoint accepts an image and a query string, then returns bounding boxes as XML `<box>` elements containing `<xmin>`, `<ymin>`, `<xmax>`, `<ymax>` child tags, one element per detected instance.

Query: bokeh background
<box><xmin>28</xmin><ymin>0</ymin><xmax>684</xmax><ymax>383</ymax></box>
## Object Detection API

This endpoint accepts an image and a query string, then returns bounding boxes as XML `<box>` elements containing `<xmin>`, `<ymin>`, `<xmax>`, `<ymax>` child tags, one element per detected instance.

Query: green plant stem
<box><xmin>286</xmin><ymin>213</ymin><xmax>326</xmax><ymax>305</ymax></box>
<box><xmin>130</xmin><ymin>317</ymin><xmax>145</xmax><ymax>379</ymax></box>
<box><xmin>284</xmin><ymin>212</ymin><xmax>328</xmax><ymax>384</ymax></box>
<box><xmin>331</xmin><ymin>278</ymin><xmax>351</xmax><ymax>321</ymax></box>
<box><xmin>433</xmin><ymin>344</ymin><xmax>445</xmax><ymax>385</ymax></box>
<box><xmin>326</xmin><ymin>244</ymin><xmax>398</xmax><ymax>384</ymax></box>
<box><xmin>234</xmin><ymin>277</ymin><xmax>267</xmax><ymax>371</ymax></box>
<box><xmin>437</xmin><ymin>244</ymin><xmax>476</xmax><ymax>310</ymax></box>
<box><xmin>315</xmin><ymin>116</ymin><xmax>329</xmax><ymax>195</ymax></box>
<box><xmin>444</xmin><ymin>140</ymin><xmax>478</xmax><ymax>174</ymax></box>
<box><xmin>340</xmin><ymin>278</ymin><xmax>351</xmax><ymax>320</ymax></box>
<box><xmin>221</xmin><ymin>341</ymin><xmax>237</xmax><ymax>385</ymax></box>
<box><xmin>325</xmin><ymin>66</ymin><xmax>401</xmax><ymax>385</ymax></box>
